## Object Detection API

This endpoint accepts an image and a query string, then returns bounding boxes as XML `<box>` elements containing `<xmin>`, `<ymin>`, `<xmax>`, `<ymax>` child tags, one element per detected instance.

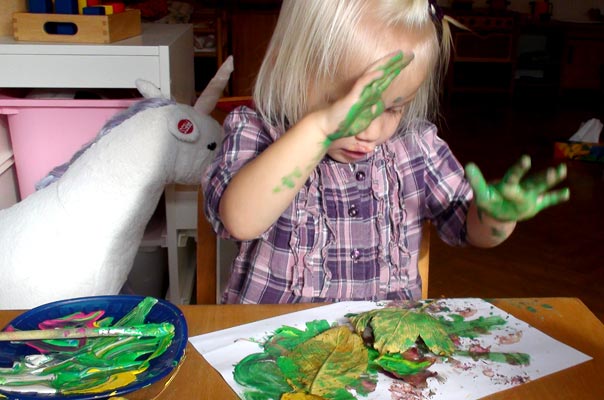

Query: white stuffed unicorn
<box><xmin>0</xmin><ymin>57</ymin><xmax>233</xmax><ymax>309</ymax></box>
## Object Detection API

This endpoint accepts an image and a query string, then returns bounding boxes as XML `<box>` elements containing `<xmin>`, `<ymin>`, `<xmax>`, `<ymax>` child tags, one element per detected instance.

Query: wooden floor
<box><xmin>428</xmin><ymin>93</ymin><xmax>604</xmax><ymax>322</ymax></box>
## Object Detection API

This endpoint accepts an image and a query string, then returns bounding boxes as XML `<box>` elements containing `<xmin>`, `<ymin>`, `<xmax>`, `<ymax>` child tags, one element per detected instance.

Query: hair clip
<box><xmin>429</xmin><ymin>0</ymin><xmax>444</xmax><ymax>22</ymax></box>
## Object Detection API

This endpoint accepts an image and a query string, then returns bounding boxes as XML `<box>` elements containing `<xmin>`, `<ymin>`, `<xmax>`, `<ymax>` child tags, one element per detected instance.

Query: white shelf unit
<box><xmin>0</xmin><ymin>23</ymin><xmax>199</xmax><ymax>304</ymax></box>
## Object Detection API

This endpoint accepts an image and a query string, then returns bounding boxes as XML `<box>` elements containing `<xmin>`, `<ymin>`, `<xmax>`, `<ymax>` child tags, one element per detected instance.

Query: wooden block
<box><xmin>83</xmin><ymin>6</ymin><xmax>105</xmax><ymax>15</ymax></box>
<box><xmin>105</xmin><ymin>2</ymin><xmax>126</xmax><ymax>13</ymax></box>
<box><xmin>54</xmin><ymin>0</ymin><xmax>79</xmax><ymax>14</ymax></box>
<box><xmin>27</xmin><ymin>0</ymin><xmax>53</xmax><ymax>13</ymax></box>
<box><xmin>77</xmin><ymin>0</ymin><xmax>87</xmax><ymax>14</ymax></box>
<box><xmin>12</xmin><ymin>9</ymin><xmax>141</xmax><ymax>44</ymax></box>
<box><xmin>101</xmin><ymin>5</ymin><xmax>114</xmax><ymax>15</ymax></box>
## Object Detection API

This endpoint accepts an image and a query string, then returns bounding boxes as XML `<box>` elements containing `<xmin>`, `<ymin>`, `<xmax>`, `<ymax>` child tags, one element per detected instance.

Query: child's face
<box><xmin>324</xmin><ymin>86</ymin><xmax>416</xmax><ymax>164</ymax></box>
<box><xmin>321</xmin><ymin>25</ymin><xmax>433</xmax><ymax>164</ymax></box>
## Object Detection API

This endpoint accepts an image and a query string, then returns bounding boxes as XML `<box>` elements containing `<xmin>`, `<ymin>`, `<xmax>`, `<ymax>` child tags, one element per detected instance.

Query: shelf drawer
<box><xmin>0</xmin><ymin>54</ymin><xmax>161</xmax><ymax>89</ymax></box>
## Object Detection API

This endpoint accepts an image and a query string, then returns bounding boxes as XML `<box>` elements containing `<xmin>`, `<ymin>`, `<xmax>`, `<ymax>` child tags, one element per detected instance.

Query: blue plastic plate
<box><xmin>0</xmin><ymin>295</ymin><xmax>188</xmax><ymax>400</ymax></box>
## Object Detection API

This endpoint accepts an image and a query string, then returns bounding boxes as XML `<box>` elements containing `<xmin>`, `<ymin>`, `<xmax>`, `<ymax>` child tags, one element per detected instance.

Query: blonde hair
<box><xmin>253</xmin><ymin>0</ymin><xmax>453</xmax><ymax>132</ymax></box>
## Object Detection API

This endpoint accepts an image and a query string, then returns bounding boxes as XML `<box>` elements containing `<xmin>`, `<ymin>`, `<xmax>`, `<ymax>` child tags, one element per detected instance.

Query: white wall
<box><xmin>440</xmin><ymin>0</ymin><xmax>604</xmax><ymax>22</ymax></box>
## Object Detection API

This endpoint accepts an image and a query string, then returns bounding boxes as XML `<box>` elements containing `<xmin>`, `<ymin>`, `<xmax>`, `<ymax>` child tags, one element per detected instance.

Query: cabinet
<box><xmin>192</xmin><ymin>8</ymin><xmax>228</xmax><ymax>65</ymax></box>
<box><xmin>513</xmin><ymin>22</ymin><xmax>564</xmax><ymax>100</ymax></box>
<box><xmin>560</xmin><ymin>24</ymin><xmax>604</xmax><ymax>91</ymax></box>
<box><xmin>191</xmin><ymin>6</ymin><xmax>230</xmax><ymax>93</ymax></box>
<box><xmin>187</xmin><ymin>1</ymin><xmax>280</xmax><ymax>97</ymax></box>
<box><xmin>0</xmin><ymin>23</ymin><xmax>194</xmax><ymax>103</ymax></box>
<box><xmin>0</xmin><ymin>23</ymin><xmax>198</xmax><ymax>304</ymax></box>
<box><xmin>229</xmin><ymin>7</ymin><xmax>279</xmax><ymax>95</ymax></box>
<box><xmin>446</xmin><ymin>12</ymin><xmax>517</xmax><ymax>96</ymax></box>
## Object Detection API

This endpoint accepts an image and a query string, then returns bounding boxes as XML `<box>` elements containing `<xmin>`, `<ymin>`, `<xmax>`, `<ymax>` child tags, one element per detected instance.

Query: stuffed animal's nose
<box><xmin>207</xmin><ymin>142</ymin><xmax>217</xmax><ymax>151</ymax></box>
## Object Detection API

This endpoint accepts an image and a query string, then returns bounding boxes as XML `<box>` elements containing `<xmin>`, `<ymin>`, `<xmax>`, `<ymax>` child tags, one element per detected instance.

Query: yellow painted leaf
<box><xmin>280</xmin><ymin>326</ymin><xmax>368</xmax><ymax>398</ymax></box>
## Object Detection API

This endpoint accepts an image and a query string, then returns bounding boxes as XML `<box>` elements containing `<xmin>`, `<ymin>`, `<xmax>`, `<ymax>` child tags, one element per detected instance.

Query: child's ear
<box><xmin>167</xmin><ymin>109</ymin><xmax>200</xmax><ymax>143</ymax></box>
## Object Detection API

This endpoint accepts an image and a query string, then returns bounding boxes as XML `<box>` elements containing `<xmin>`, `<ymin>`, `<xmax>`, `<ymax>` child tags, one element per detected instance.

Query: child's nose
<box><xmin>355</xmin><ymin>120</ymin><xmax>380</xmax><ymax>142</ymax></box>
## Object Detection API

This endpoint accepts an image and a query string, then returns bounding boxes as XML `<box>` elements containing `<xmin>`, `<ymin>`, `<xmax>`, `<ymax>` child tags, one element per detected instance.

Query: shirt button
<box><xmin>350</xmin><ymin>248</ymin><xmax>361</xmax><ymax>261</ymax></box>
<box><xmin>348</xmin><ymin>205</ymin><xmax>358</xmax><ymax>217</ymax></box>
<box><xmin>355</xmin><ymin>171</ymin><xmax>366</xmax><ymax>181</ymax></box>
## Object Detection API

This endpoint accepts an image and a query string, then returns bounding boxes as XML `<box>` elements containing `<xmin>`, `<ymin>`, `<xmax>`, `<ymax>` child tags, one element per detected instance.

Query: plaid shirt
<box><xmin>202</xmin><ymin>106</ymin><xmax>472</xmax><ymax>303</ymax></box>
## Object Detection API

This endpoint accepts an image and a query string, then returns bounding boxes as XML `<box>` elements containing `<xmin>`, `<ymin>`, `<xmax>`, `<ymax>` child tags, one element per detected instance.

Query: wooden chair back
<box><xmin>418</xmin><ymin>223</ymin><xmax>430</xmax><ymax>299</ymax></box>
<box><xmin>196</xmin><ymin>191</ymin><xmax>218</xmax><ymax>304</ymax></box>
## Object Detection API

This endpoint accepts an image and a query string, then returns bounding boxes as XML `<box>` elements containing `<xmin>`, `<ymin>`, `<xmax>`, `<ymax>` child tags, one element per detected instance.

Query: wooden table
<box><xmin>0</xmin><ymin>298</ymin><xmax>602</xmax><ymax>399</ymax></box>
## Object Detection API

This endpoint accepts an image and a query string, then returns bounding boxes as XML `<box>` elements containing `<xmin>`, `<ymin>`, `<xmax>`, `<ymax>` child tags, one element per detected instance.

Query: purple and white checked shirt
<box><xmin>202</xmin><ymin>106</ymin><xmax>472</xmax><ymax>303</ymax></box>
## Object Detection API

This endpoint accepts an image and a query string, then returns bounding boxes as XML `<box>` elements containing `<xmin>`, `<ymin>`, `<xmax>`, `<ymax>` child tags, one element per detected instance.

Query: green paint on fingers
<box><xmin>466</xmin><ymin>155</ymin><xmax>570</xmax><ymax>222</ymax></box>
<box><xmin>327</xmin><ymin>51</ymin><xmax>414</xmax><ymax>144</ymax></box>
<box><xmin>272</xmin><ymin>52</ymin><xmax>414</xmax><ymax>196</ymax></box>
<box><xmin>490</xmin><ymin>227</ymin><xmax>505</xmax><ymax>238</ymax></box>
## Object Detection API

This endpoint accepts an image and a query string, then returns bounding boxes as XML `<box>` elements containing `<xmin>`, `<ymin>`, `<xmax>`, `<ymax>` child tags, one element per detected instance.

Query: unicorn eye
<box><xmin>207</xmin><ymin>142</ymin><xmax>217</xmax><ymax>151</ymax></box>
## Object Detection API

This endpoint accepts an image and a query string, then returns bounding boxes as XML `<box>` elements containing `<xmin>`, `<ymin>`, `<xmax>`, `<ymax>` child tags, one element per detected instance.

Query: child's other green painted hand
<box><xmin>465</xmin><ymin>155</ymin><xmax>570</xmax><ymax>222</ymax></box>
<box><xmin>326</xmin><ymin>51</ymin><xmax>414</xmax><ymax>143</ymax></box>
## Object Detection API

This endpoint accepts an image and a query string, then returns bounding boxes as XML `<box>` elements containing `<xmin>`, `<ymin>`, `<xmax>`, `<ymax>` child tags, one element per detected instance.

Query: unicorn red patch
<box><xmin>177</xmin><ymin>119</ymin><xmax>194</xmax><ymax>134</ymax></box>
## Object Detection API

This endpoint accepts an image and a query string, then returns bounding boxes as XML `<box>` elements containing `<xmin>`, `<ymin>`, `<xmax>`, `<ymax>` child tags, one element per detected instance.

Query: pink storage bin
<box><xmin>0</xmin><ymin>95</ymin><xmax>139</xmax><ymax>199</ymax></box>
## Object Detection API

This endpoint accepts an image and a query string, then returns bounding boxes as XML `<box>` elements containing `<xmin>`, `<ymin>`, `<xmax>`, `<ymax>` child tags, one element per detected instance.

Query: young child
<box><xmin>202</xmin><ymin>0</ymin><xmax>569</xmax><ymax>303</ymax></box>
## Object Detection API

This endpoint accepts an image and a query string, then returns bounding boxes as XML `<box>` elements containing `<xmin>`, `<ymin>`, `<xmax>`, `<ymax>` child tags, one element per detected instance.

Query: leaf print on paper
<box><xmin>439</xmin><ymin>314</ymin><xmax>507</xmax><ymax>339</ymax></box>
<box><xmin>232</xmin><ymin>301</ymin><xmax>532</xmax><ymax>400</ymax></box>
<box><xmin>265</xmin><ymin>320</ymin><xmax>333</xmax><ymax>357</ymax></box>
<box><xmin>278</xmin><ymin>326</ymin><xmax>370</xmax><ymax>399</ymax></box>
<box><xmin>349</xmin><ymin>308</ymin><xmax>455</xmax><ymax>356</ymax></box>
<box><xmin>234</xmin><ymin>352</ymin><xmax>293</xmax><ymax>400</ymax></box>
<box><xmin>368</xmin><ymin>348</ymin><xmax>434</xmax><ymax>378</ymax></box>
<box><xmin>234</xmin><ymin>322</ymin><xmax>377</xmax><ymax>400</ymax></box>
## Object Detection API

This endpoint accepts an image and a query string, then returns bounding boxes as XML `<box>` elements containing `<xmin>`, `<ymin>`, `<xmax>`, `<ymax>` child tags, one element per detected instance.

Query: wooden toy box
<box><xmin>12</xmin><ymin>9</ymin><xmax>141</xmax><ymax>44</ymax></box>
<box><xmin>1</xmin><ymin>1</ymin><xmax>27</xmax><ymax>36</ymax></box>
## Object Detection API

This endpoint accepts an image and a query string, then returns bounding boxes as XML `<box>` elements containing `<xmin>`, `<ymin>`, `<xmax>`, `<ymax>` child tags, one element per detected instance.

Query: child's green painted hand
<box><xmin>465</xmin><ymin>155</ymin><xmax>570</xmax><ymax>222</ymax></box>
<box><xmin>326</xmin><ymin>51</ymin><xmax>414</xmax><ymax>143</ymax></box>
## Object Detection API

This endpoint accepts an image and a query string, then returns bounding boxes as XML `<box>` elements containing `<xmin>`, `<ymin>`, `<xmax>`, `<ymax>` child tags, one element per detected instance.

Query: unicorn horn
<box><xmin>194</xmin><ymin>55</ymin><xmax>234</xmax><ymax>114</ymax></box>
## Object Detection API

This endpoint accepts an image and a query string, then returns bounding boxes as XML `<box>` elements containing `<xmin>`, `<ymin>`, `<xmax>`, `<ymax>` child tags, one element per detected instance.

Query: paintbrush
<box><xmin>0</xmin><ymin>323</ymin><xmax>174</xmax><ymax>342</ymax></box>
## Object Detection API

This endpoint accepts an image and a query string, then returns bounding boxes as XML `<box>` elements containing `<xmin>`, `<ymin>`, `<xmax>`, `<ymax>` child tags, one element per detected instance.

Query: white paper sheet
<box><xmin>189</xmin><ymin>299</ymin><xmax>592</xmax><ymax>400</ymax></box>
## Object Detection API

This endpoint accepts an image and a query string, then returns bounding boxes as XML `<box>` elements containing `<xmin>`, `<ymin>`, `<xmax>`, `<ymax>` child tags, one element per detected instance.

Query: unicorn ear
<box><xmin>135</xmin><ymin>79</ymin><xmax>164</xmax><ymax>99</ymax></box>
<box><xmin>194</xmin><ymin>55</ymin><xmax>234</xmax><ymax>114</ymax></box>
<box><xmin>167</xmin><ymin>108</ymin><xmax>200</xmax><ymax>143</ymax></box>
